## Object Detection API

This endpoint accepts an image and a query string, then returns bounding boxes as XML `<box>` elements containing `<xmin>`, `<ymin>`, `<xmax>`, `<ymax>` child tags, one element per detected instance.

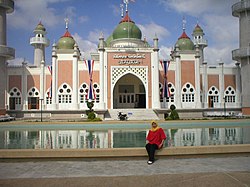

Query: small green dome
<box><xmin>176</xmin><ymin>31</ymin><xmax>194</xmax><ymax>50</ymax></box>
<box><xmin>193</xmin><ymin>24</ymin><xmax>204</xmax><ymax>35</ymax></box>
<box><xmin>57</xmin><ymin>30</ymin><xmax>75</xmax><ymax>50</ymax></box>
<box><xmin>34</xmin><ymin>22</ymin><xmax>46</xmax><ymax>33</ymax></box>
<box><xmin>112</xmin><ymin>13</ymin><xmax>142</xmax><ymax>40</ymax></box>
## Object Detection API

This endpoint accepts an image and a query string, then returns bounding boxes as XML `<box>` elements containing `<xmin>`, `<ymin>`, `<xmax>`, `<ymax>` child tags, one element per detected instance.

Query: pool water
<box><xmin>1</xmin><ymin>120</ymin><xmax>250</xmax><ymax>149</ymax></box>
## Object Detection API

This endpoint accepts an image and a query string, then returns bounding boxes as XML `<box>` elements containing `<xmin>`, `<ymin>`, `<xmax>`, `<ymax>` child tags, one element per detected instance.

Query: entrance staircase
<box><xmin>104</xmin><ymin>109</ymin><xmax>159</xmax><ymax>121</ymax></box>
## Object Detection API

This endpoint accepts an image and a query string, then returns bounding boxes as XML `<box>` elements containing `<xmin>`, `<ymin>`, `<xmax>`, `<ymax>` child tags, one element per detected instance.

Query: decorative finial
<box><xmin>120</xmin><ymin>3</ymin><xmax>124</xmax><ymax>18</ymax></box>
<box><xmin>100</xmin><ymin>31</ymin><xmax>104</xmax><ymax>39</ymax></box>
<box><xmin>123</xmin><ymin>0</ymin><xmax>129</xmax><ymax>12</ymax></box>
<box><xmin>64</xmin><ymin>17</ymin><xmax>69</xmax><ymax>30</ymax></box>
<box><xmin>182</xmin><ymin>16</ymin><xmax>186</xmax><ymax>32</ymax></box>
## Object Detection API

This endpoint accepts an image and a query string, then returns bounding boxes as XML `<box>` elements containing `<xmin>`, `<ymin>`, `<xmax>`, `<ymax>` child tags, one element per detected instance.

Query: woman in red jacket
<box><xmin>145</xmin><ymin>121</ymin><xmax>166</xmax><ymax>165</ymax></box>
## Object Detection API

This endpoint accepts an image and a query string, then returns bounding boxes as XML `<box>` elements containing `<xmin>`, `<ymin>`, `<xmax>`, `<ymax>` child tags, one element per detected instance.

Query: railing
<box><xmin>0</xmin><ymin>0</ymin><xmax>14</xmax><ymax>13</ymax></box>
<box><xmin>232</xmin><ymin>47</ymin><xmax>250</xmax><ymax>60</ymax></box>
<box><xmin>232</xmin><ymin>0</ymin><xmax>250</xmax><ymax>17</ymax></box>
<box><xmin>193</xmin><ymin>38</ymin><xmax>208</xmax><ymax>46</ymax></box>
<box><xmin>30</xmin><ymin>37</ymin><xmax>50</xmax><ymax>46</ymax></box>
<box><xmin>0</xmin><ymin>45</ymin><xmax>15</xmax><ymax>59</ymax></box>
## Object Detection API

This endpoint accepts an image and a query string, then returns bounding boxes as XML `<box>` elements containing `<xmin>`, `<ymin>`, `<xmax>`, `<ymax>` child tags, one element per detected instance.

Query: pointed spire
<box><xmin>182</xmin><ymin>16</ymin><xmax>186</xmax><ymax>32</ymax></box>
<box><xmin>64</xmin><ymin>17</ymin><xmax>69</xmax><ymax>30</ymax></box>
<box><xmin>120</xmin><ymin>3</ymin><xmax>124</xmax><ymax>18</ymax></box>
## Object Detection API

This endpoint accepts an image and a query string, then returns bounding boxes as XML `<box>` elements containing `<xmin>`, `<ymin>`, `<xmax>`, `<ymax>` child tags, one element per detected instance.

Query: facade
<box><xmin>3</xmin><ymin>1</ymin><xmax>248</xmax><ymax>119</ymax></box>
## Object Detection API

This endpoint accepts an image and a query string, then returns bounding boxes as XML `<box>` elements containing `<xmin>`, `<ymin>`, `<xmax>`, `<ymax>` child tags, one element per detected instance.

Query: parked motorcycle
<box><xmin>118</xmin><ymin>112</ymin><xmax>128</xmax><ymax>121</ymax></box>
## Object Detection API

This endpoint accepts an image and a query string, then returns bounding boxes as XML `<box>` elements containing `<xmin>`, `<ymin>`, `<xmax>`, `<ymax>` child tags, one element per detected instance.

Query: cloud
<box><xmin>159</xmin><ymin>45</ymin><xmax>172</xmax><ymax>60</ymax></box>
<box><xmin>138</xmin><ymin>22</ymin><xmax>170</xmax><ymax>42</ymax></box>
<box><xmin>158</xmin><ymin>0</ymin><xmax>239</xmax><ymax>65</ymax></box>
<box><xmin>72</xmin><ymin>33</ymin><xmax>97</xmax><ymax>60</ymax></box>
<box><xmin>8</xmin><ymin>0</ymin><xmax>71</xmax><ymax>30</ymax></box>
<box><xmin>160</xmin><ymin>0</ymin><xmax>238</xmax><ymax>16</ymax></box>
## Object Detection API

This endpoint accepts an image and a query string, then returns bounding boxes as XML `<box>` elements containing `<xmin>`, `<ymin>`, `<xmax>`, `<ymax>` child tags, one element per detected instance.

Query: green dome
<box><xmin>113</xmin><ymin>22</ymin><xmax>142</xmax><ymax>40</ymax></box>
<box><xmin>34</xmin><ymin>22</ymin><xmax>46</xmax><ymax>33</ymax></box>
<box><xmin>193</xmin><ymin>24</ymin><xmax>204</xmax><ymax>35</ymax></box>
<box><xmin>176</xmin><ymin>31</ymin><xmax>194</xmax><ymax>51</ymax></box>
<box><xmin>112</xmin><ymin>12</ymin><xmax>142</xmax><ymax>40</ymax></box>
<box><xmin>57</xmin><ymin>30</ymin><xmax>75</xmax><ymax>50</ymax></box>
<box><xmin>105</xmin><ymin>35</ymin><xmax>113</xmax><ymax>46</ymax></box>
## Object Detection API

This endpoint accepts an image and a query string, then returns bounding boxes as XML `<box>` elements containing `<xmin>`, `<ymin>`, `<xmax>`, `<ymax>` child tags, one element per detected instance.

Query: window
<box><xmin>182</xmin><ymin>83</ymin><xmax>195</xmax><ymax>103</ymax></box>
<box><xmin>208</xmin><ymin>86</ymin><xmax>219</xmax><ymax>108</ymax></box>
<box><xmin>224</xmin><ymin>86</ymin><xmax>236</xmax><ymax>103</ymax></box>
<box><xmin>58</xmin><ymin>84</ymin><xmax>72</xmax><ymax>104</ymax></box>
<box><xmin>159</xmin><ymin>82</ymin><xmax>175</xmax><ymax>103</ymax></box>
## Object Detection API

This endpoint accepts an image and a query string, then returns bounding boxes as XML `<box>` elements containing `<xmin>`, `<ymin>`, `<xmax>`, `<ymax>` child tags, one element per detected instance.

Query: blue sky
<box><xmin>7</xmin><ymin>0</ymin><xmax>239</xmax><ymax>66</ymax></box>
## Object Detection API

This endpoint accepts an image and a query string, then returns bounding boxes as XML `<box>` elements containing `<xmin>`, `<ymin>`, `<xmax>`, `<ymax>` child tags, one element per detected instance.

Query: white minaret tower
<box><xmin>232</xmin><ymin>0</ymin><xmax>250</xmax><ymax>116</ymax></box>
<box><xmin>0</xmin><ymin>0</ymin><xmax>15</xmax><ymax>114</ymax></box>
<box><xmin>192</xmin><ymin>23</ymin><xmax>207</xmax><ymax>65</ymax></box>
<box><xmin>30</xmin><ymin>22</ymin><xmax>49</xmax><ymax>67</ymax></box>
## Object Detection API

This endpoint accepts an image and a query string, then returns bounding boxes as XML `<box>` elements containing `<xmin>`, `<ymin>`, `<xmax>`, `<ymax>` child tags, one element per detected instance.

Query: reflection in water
<box><xmin>0</xmin><ymin>127</ymin><xmax>249</xmax><ymax>149</ymax></box>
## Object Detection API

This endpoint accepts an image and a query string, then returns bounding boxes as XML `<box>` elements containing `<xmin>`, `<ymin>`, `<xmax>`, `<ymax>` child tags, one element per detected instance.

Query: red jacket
<box><xmin>146</xmin><ymin>128</ymin><xmax>166</xmax><ymax>148</ymax></box>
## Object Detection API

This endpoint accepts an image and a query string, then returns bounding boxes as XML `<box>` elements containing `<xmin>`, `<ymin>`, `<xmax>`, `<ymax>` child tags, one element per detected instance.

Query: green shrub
<box><xmin>169</xmin><ymin>110</ymin><xmax>179</xmax><ymax>120</ymax></box>
<box><xmin>87</xmin><ymin>111</ymin><xmax>96</xmax><ymax>120</ymax></box>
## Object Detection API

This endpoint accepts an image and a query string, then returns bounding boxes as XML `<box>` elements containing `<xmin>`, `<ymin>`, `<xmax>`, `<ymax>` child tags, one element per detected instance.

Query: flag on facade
<box><xmin>47</xmin><ymin>65</ymin><xmax>52</xmax><ymax>98</ymax></box>
<box><xmin>84</xmin><ymin>60</ymin><xmax>96</xmax><ymax>100</ymax></box>
<box><xmin>160</xmin><ymin>60</ymin><xmax>170</xmax><ymax>98</ymax></box>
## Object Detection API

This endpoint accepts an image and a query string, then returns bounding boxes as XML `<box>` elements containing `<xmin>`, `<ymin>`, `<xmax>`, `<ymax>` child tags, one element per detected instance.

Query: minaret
<box><xmin>30</xmin><ymin>22</ymin><xmax>49</xmax><ymax>67</ymax></box>
<box><xmin>192</xmin><ymin>24</ymin><xmax>207</xmax><ymax>65</ymax></box>
<box><xmin>0</xmin><ymin>0</ymin><xmax>15</xmax><ymax>114</ymax></box>
<box><xmin>232</xmin><ymin>0</ymin><xmax>250</xmax><ymax>115</ymax></box>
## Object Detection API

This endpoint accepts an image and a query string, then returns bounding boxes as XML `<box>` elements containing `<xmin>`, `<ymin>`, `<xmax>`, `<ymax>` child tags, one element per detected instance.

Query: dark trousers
<box><xmin>145</xmin><ymin>143</ymin><xmax>158</xmax><ymax>161</ymax></box>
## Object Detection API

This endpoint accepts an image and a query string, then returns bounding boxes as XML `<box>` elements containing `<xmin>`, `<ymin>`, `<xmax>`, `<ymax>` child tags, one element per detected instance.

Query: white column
<box><xmin>98</xmin><ymin>35</ymin><xmax>106</xmax><ymax>109</ymax></box>
<box><xmin>72</xmin><ymin>44</ymin><xmax>79</xmax><ymax>109</ymax></box>
<box><xmin>40</xmin><ymin>60</ymin><xmax>45</xmax><ymax>110</ymax></box>
<box><xmin>202</xmin><ymin>62</ymin><xmax>208</xmax><ymax>108</ymax></box>
<box><xmin>22</xmin><ymin>62</ymin><xmax>28</xmax><ymax>110</ymax></box>
<box><xmin>151</xmin><ymin>37</ymin><xmax>160</xmax><ymax>109</ymax></box>
<box><xmin>219</xmin><ymin>62</ymin><xmax>224</xmax><ymax>108</ymax></box>
<box><xmin>175</xmin><ymin>45</ymin><xmax>182</xmax><ymax>109</ymax></box>
<box><xmin>195</xmin><ymin>46</ymin><xmax>201</xmax><ymax>108</ymax></box>
<box><xmin>51</xmin><ymin>43</ymin><xmax>57</xmax><ymax>109</ymax></box>
<box><xmin>235</xmin><ymin>62</ymin><xmax>241</xmax><ymax>107</ymax></box>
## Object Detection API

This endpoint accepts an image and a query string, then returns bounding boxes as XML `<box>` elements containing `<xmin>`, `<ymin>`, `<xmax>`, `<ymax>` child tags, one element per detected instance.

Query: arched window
<box><xmin>159</xmin><ymin>82</ymin><xmax>175</xmax><ymax>103</ymax></box>
<box><xmin>27</xmin><ymin>87</ymin><xmax>40</xmax><ymax>109</ymax></box>
<box><xmin>46</xmin><ymin>88</ymin><xmax>52</xmax><ymax>104</ymax></box>
<box><xmin>93</xmin><ymin>82</ymin><xmax>100</xmax><ymax>103</ymax></box>
<box><xmin>79</xmin><ymin>83</ymin><xmax>88</xmax><ymax>103</ymax></box>
<box><xmin>224</xmin><ymin>86</ymin><xmax>236</xmax><ymax>103</ymax></box>
<box><xmin>58</xmin><ymin>83</ymin><xmax>72</xmax><ymax>104</ymax></box>
<box><xmin>182</xmin><ymin>83</ymin><xmax>195</xmax><ymax>103</ymax></box>
<box><xmin>9</xmin><ymin>87</ymin><xmax>22</xmax><ymax>110</ymax></box>
<box><xmin>208</xmin><ymin>86</ymin><xmax>219</xmax><ymax>108</ymax></box>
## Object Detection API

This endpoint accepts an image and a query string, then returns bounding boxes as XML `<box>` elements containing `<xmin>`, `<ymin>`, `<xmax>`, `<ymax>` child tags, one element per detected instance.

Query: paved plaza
<box><xmin>0</xmin><ymin>155</ymin><xmax>249</xmax><ymax>187</ymax></box>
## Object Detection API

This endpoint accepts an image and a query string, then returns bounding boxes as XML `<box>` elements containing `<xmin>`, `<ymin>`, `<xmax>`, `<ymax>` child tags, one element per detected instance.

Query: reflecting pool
<box><xmin>0</xmin><ymin>121</ymin><xmax>250</xmax><ymax>149</ymax></box>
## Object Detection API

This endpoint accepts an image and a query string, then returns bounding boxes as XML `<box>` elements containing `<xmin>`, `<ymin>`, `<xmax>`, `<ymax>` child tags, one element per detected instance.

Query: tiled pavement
<box><xmin>0</xmin><ymin>155</ymin><xmax>250</xmax><ymax>187</ymax></box>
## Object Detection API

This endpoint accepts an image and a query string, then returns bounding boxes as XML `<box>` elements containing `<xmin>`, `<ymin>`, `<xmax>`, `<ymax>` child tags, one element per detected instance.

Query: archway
<box><xmin>113</xmin><ymin>73</ymin><xmax>146</xmax><ymax>109</ymax></box>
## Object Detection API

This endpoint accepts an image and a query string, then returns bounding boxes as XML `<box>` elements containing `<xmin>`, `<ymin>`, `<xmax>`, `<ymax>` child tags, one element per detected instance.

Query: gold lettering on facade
<box><xmin>113</xmin><ymin>54</ymin><xmax>145</xmax><ymax>65</ymax></box>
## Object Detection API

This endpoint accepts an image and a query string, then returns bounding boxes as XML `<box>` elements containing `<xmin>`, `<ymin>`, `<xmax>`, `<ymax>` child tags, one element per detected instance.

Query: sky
<box><xmin>7</xmin><ymin>0</ymin><xmax>239</xmax><ymax>67</ymax></box>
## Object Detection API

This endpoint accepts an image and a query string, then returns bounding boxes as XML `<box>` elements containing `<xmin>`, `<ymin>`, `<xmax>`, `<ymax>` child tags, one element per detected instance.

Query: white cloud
<box><xmin>158</xmin><ymin>0</ymin><xmax>239</xmax><ymax>65</ymax></box>
<box><xmin>78</xmin><ymin>16</ymin><xmax>89</xmax><ymax>24</ymax></box>
<box><xmin>138</xmin><ymin>22</ymin><xmax>170</xmax><ymax>42</ymax></box>
<box><xmin>8</xmin><ymin>0</ymin><xmax>72</xmax><ymax>30</ymax></box>
<box><xmin>72</xmin><ymin>33</ymin><xmax>97</xmax><ymax>60</ymax></box>
<box><xmin>159</xmin><ymin>45</ymin><xmax>172</xmax><ymax>60</ymax></box>
<box><xmin>160</xmin><ymin>0</ymin><xmax>238</xmax><ymax>16</ymax></box>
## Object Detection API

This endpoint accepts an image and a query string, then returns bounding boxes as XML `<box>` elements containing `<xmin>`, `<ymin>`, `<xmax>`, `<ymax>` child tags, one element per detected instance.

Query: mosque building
<box><xmin>2</xmin><ymin>0</ymin><xmax>250</xmax><ymax>120</ymax></box>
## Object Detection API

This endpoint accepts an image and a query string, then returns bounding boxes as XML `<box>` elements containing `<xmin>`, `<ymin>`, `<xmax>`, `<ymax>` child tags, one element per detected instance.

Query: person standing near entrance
<box><xmin>145</xmin><ymin>121</ymin><xmax>166</xmax><ymax>165</ymax></box>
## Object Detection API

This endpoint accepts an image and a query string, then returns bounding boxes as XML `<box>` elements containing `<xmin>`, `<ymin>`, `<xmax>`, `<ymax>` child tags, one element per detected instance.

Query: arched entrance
<box><xmin>113</xmin><ymin>73</ymin><xmax>146</xmax><ymax>109</ymax></box>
